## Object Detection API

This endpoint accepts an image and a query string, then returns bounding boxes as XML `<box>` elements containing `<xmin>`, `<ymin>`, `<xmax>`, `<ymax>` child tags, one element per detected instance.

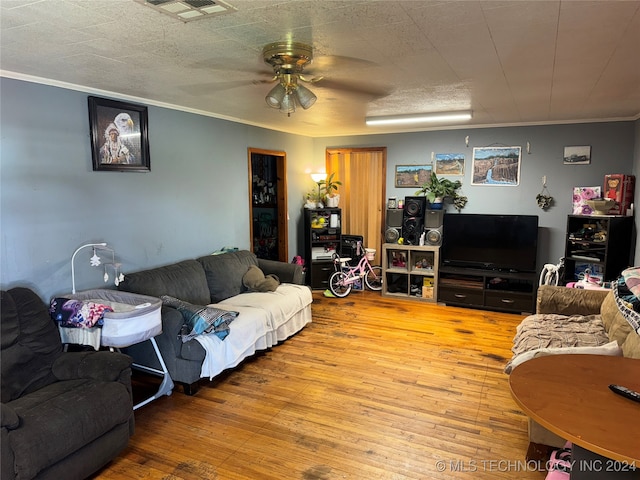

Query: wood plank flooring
<box><xmin>92</xmin><ymin>291</ymin><xmax>547</xmax><ymax>480</ymax></box>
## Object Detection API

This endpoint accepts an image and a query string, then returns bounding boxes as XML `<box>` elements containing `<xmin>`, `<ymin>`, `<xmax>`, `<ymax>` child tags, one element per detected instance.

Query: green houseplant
<box><xmin>415</xmin><ymin>171</ymin><xmax>466</xmax><ymax>211</ymax></box>
<box><xmin>320</xmin><ymin>172</ymin><xmax>342</xmax><ymax>207</ymax></box>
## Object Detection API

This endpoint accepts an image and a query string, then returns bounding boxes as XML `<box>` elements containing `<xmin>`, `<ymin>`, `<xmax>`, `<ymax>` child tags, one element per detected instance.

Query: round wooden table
<box><xmin>510</xmin><ymin>354</ymin><xmax>640</xmax><ymax>477</ymax></box>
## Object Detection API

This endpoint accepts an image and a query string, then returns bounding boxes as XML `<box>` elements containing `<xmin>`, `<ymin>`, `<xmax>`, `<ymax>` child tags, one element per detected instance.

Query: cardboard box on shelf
<box><xmin>604</xmin><ymin>174</ymin><xmax>635</xmax><ymax>215</ymax></box>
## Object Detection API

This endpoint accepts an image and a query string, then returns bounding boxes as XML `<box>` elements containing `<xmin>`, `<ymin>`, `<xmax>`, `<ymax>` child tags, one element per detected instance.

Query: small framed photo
<box><xmin>563</xmin><ymin>145</ymin><xmax>591</xmax><ymax>165</ymax></box>
<box><xmin>387</xmin><ymin>197</ymin><xmax>397</xmax><ymax>209</ymax></box>
<box><xmin>434</xmin><ymin>153</ymin><xmax>465</xmax><ymax>175</ymax></box>
<box><xmin>89</xmin><ymin>96</ymin><xmax>150</xmax><ymax>172</ymax></box>
<box><xmin>395</xmin><ymin>164</ymin><xmax>432</xmax><ymax>188</ymax></box>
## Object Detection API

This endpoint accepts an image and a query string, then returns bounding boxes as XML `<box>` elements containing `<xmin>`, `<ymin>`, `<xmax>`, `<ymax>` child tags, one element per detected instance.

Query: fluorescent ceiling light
<box><xmin>366</xmin><ymin>111</ymin><xmax>472</xmax><ymax>126</ymax></box>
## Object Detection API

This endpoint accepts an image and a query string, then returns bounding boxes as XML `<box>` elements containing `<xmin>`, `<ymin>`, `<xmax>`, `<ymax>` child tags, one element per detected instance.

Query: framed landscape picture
<box><xmin>471</xmin><ymin>146</ymin><xmax>521</xmax><ymax>186</ymax></box>
<box><xmin>434</xmin><ymin>153</ymin><xmax>465</xmax><ymax>175</ymax></box>
<box><xmin>89</xmin><ymin>96</ymin><xmax>150</xmax><ymax>172</ymax></box>
<box><xmin>394</xmin><ymin>164</ymin><xmax>432</xmax><ymax>188</ymax></box>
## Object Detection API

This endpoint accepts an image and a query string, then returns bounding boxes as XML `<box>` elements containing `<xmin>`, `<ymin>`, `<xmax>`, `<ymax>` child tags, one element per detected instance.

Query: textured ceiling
<box><xmin>1</xmin><ymin>0</ymin><xmax>639</xmax><ymax>137</ymax></box>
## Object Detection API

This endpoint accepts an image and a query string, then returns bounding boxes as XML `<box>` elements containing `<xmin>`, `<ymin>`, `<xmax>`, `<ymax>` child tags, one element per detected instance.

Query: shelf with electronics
<box><xmin>303</xmin><ymin>208</ymin><xmax>342</xmax><ymax>290</ymax></box>
<box><xmin>562</xmin><ymin>214</ymin><xmax>634</xmax><ymax>285</ymax></box>
<box><xmin>381</xmin><ymin>243</ymin><xmax>439</xmax><ymax>302</ymax></box>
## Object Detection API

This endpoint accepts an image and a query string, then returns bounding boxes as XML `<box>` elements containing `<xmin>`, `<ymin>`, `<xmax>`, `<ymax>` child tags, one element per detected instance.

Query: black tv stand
<box><xmin>438</xmin><ymin>265</ymin><xmax>537</xmax><ymax>314</ymax></box>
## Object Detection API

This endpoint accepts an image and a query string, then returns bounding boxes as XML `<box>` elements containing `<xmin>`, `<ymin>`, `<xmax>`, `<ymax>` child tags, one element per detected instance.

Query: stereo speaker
<box><xmin>384</xmin><ymin>208</ymin><xmax>404</xmax><ymax>243</ymax></box>
<box><xmin>402</xmin><ymin>197</ymin><xmax>426</xmax><ymax>245</ymax></box>
<box><xmin>424</xmin><ymin>210</ymin><xmax>444</xmax><ymax>246</ymax></box>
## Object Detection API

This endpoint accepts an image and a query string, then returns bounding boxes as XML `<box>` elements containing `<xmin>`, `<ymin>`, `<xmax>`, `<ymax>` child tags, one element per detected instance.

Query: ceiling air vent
<box><xmin>135</xmin><ymin>0</ymin><xmax>236</xmax><ymax>22</ymax></box>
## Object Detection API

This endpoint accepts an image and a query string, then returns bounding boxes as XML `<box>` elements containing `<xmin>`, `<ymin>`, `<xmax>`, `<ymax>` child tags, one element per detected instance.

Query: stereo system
<box><xmin>384</xmin><ymin>208</ymin><xmax>403</xmax><ymax>243</ymax></box>
<box><xmin>385</xmin><ymin>198</ymin><xmax>444</xmax><ymax>245</ymax></box>
<box><xmin>424</xmin><ymin>210</ymin><xmax>444</xmax><ymax>246</ymax></box>
<box><xmin>402</xmin><ymin>196</ymin><xmax>427</xmax><ymax>245</ymax></box>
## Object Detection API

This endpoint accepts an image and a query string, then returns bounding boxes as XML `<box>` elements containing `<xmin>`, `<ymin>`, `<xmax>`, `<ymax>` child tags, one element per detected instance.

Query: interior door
<box><xmin>326</xmin><ymin>147</ymin><xmax>386</xmax><ymax>264</ymax></box>
<box><xmin>248</xmin><ymin>148</ymin><xmax>288</xmax><ymax>262</ymax></box>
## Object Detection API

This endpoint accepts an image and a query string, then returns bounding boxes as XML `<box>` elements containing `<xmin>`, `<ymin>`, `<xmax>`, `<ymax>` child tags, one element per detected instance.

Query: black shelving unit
<box><xmin>562</xmin><ymin>215</ymin><xmax>634</xmax><ymax>284</ymax></box>
<box><xmin>303</xmin><ymin>208</ymin><xmax>342</xmax><ymax>290</ymax></box>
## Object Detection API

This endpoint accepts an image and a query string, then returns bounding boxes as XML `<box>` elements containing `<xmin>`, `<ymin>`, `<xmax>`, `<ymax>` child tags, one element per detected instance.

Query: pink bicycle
<box><xmin>328</xmin><ymin>242</ymin><xmax>383</xmax><ymax>297</ymax></box>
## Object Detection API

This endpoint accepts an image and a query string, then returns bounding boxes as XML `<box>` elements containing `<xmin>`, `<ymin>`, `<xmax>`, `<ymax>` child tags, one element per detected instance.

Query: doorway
<box><xmin>326</xmin><ymin>147</ymin><xmax>387</xmax><ymax>263</ymax></box>
<box><xmin>248</xmin><ymin>148</ymin><xmax>288</xmax><ymax>262</ymax></box>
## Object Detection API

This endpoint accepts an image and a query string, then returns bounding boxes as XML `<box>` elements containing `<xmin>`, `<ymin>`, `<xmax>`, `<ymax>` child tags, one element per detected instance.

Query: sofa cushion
<box><xmin>197</xmin><ymin>251</ymin><xmax>259</xmax><ymax>302</ymax></box>
<box><xmin>119</xmin><ymin>259</ymin><xmax>210</xmax><ymax>306</ymax></box>
<box><xmin>620</xmin><ymin>330</ymin><xmax>640</xmax><ymax>358</ymax></box>
<box><xmin>8</xmin><ymin>378</ymin><xmax>132</xmax><ymax>480</ymax></box>
<box><xmin>219</xmin><ymin>284</ymin><xmax>313</xmax><ymax>333</ymax></box>
<box><xmin>1</xmin><ymin>288</ymin><xmax>64</xmax><ymax>403</ymax></box>
<box><xmin>601</xmin><ymin>290</ymin><xmax>635</xmax><ymax>347</ymax></box>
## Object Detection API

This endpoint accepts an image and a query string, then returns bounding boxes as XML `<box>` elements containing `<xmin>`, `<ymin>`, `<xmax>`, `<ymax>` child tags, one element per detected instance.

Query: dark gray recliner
<box><xmin>1</xmin><ymin>287</ymin><xmax>135</xmax><ymax>480</ymax></box>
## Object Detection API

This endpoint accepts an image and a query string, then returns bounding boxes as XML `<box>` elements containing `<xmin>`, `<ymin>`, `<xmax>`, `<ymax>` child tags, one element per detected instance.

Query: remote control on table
<box><xmin>609</xmin><ymin>384</ymin><xmax>640</xmax><ymax>403</ymax></box>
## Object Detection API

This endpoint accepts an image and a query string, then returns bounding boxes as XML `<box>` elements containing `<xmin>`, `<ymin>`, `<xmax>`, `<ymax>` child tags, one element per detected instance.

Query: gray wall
<box><xmin>0</xmin><ymin>78</ymin><xmax>313</xmax><ymax>300</ymax></box>
<box><xmin>311</xmin><ymin>123</ymin><xmax>637</xmax><ymax>273</ymax></box>
<box><xmin>1</xmin><ymin>77</ymin><xmax>637</xmax><ymax>301</ymax></box>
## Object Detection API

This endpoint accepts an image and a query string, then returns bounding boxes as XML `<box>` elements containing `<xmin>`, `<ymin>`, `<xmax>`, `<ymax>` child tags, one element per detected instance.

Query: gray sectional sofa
<box><xmin>118</xmin><ymin>250</ymin><xmax>312</xmax><ymax>394</ymax></box>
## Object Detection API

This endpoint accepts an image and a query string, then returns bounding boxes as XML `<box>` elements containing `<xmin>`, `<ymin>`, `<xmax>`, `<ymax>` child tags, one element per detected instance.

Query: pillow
<box><xmin>160</xmin><ymin>295</ymin><xmax>238</xmax><ymax>343</ymax></box>
<box><xmin>622</xmin><ymin>266</ymin><xmax>640</xmax><ymax>297</ymax></box>
<box><xmin>242</xmin><ymin>265</ymin><xmax>280</xmax><ymax>293</ymax></box>
<box><xmin>505</xmin><ymin>340</ymin><xmax>622</xmax><ymax>374</ymax></box>
<box><xmin>613</xmin><ymin>273</ymin><xmax>640</xmax><ymax>334</ymax></box>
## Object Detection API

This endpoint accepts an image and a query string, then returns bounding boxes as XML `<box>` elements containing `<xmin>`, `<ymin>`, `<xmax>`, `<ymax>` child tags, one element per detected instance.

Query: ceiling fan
<box><xmin>259</xmin><ymin>41</ymin><xmax>390</xmax><ymax>116</ymax></box>
<box><xmin>260</xmin><ymin>41</ymin><xmax>319</xmax><ymax>116</ymax></box>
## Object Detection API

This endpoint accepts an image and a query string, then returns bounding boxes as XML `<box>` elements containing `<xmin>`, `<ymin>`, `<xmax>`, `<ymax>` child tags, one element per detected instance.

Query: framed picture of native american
<box><xmin>89</xmin><ymin>96</ymin><xmax>150</xmax><ymax>172</ymax></box>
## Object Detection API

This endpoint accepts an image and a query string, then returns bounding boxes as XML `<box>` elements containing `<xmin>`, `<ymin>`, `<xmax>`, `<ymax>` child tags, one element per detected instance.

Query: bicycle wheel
<box><xmin>329</xmin><ymin>271</ymin><xmax>352</xmax><ymax>298</ymax></box>
<box><xmin>364</xmin><ymin>266</ymin><xmax>383</xmax><ymax>291</ymax></box>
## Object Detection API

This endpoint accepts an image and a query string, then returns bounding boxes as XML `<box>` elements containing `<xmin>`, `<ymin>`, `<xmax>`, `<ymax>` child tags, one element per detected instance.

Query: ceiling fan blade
<box><xmin>312</xmin><ymin>78</ymin><xmax>392</xmax><ymax>98</ymax></box>
<box><xmin>311</xmin><ymin>55</ymin><xmax>378</xmax><ymax>70</ymax></box>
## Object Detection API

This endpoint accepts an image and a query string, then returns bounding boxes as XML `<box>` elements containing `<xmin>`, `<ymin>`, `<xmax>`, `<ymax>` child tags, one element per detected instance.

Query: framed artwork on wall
<box><xmin>394</xmin><ymin>164</ymin><xmax>432</xmax><ymax>188</ymax></box>
<box><xmin>434</xmin><ymin>153</ymin><xmax>465</xmax><ymax>175</ymax></box>
<box><xmin>563</xmin><ymin>145</ymin><xmax>591</xmax><ymax>165</ymax></box>
<box><xmin>89</xmin><ymin>96</ymin><xmax>150</xmax><ymax>172</ymax></box>
<box><xmin>471</xmin><ymin>146</ymin><xmax>521</xmax><ymax>186</ymax></box>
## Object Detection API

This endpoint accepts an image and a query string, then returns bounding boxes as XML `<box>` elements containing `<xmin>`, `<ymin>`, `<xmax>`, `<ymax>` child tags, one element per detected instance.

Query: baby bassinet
<box><xmin>59</xmin><ymin>289</ymin><xmax>172</xmax><ymax>409</ymax></box>
<box><xmin>65</xmin><ymin>289</ymin><xmax>162</xmax><ymax>348</ymax></box>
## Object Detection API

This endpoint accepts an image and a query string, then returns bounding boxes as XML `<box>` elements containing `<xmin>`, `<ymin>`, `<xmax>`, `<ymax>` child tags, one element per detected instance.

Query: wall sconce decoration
<box><xmin>536</xmin><ymin>176</ymin><xmax>554</xmax><ymax>211</ymax></box>
<box><xmin>71</xmin><ymin>242</ymin><xmax>125</xmax><ymax>293</ymax></box>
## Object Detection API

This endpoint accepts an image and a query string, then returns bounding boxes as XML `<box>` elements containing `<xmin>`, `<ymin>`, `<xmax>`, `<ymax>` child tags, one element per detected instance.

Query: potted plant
<box><xmin>415</xmin><ymin>171</ymin><xmax>463</xmax><ymax>210</ymax></box>
<box><xmin>320</xmin><ymin>172</ymin><xmax>342</xmax><ymax>207</ymax></box>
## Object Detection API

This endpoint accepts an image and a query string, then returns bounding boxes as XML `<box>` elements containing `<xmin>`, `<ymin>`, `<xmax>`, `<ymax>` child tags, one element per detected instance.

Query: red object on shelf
<box><xmin>604</xmin><ymin>174</ymin><xmax>634</xmax><ymax>215</ymax></box>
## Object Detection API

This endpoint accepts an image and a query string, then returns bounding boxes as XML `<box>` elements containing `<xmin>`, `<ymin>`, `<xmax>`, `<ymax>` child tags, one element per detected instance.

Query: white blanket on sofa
<box><xmin>194</xmin><ymin>284</ymin><xmax>312</xmax><ymax>379</ymax></box>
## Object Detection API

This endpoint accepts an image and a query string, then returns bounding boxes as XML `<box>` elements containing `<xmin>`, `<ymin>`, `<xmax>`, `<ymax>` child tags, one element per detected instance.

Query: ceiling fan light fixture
<box><xmin>365</xmin><ymin>111</ymin><xmax>473</xmax><ymax>126</ymax></box>
<box><xmin>279</xmin><ymin>93</ymin><xmax>296</xmax><ymax>115</ymax></box>
<box><xmin>294</xmin><ymin>84</ymin><xmax>317</xmax><ymax>110</ymax></box>
<box><xmin>265</xmin><ymin>83</ymin><xmax>287</xmax><ymax>108</ymax></box>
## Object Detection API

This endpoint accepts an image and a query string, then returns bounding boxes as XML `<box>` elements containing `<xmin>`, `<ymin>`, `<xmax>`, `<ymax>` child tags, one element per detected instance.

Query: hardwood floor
<box><xmin>93</xmin><ymin>291</ymin><xmax>547</xmax><ymax>480</ymax></box>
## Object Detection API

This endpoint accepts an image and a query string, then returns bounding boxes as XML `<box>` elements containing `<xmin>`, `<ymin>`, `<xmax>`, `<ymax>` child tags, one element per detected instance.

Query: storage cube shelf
<box><xmin>382</xmin><ymin>244</ymin><xmax>439</xmax><ymax>302</ymax></box>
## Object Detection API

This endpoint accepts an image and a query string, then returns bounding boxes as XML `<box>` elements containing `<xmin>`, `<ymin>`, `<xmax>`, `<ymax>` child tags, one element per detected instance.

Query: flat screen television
<box><xmin>441</xmin><ymin>214</ymin><xmax>539</xmax><ymax>272</ymax></box>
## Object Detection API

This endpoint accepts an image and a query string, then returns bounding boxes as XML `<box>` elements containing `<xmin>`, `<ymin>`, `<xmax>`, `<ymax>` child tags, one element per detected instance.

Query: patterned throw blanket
<box><xmin>613</xmin><ymin>266</ymin><xmax>640</xmax><ymax>334</ymax></box>
<box><xmin>160</xmin><ymin>295</ymin><xmax>239</xmax><ymax>342</ymax></box>
<box><xmin>504</xmin><ymin>313</ymin><xmax>610</xmax><ymax>373</ymax></box>
<box><xmin>49</xmin><ymin>298</ymin><xmax>113</xmax><ymax>328</ymax></box>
